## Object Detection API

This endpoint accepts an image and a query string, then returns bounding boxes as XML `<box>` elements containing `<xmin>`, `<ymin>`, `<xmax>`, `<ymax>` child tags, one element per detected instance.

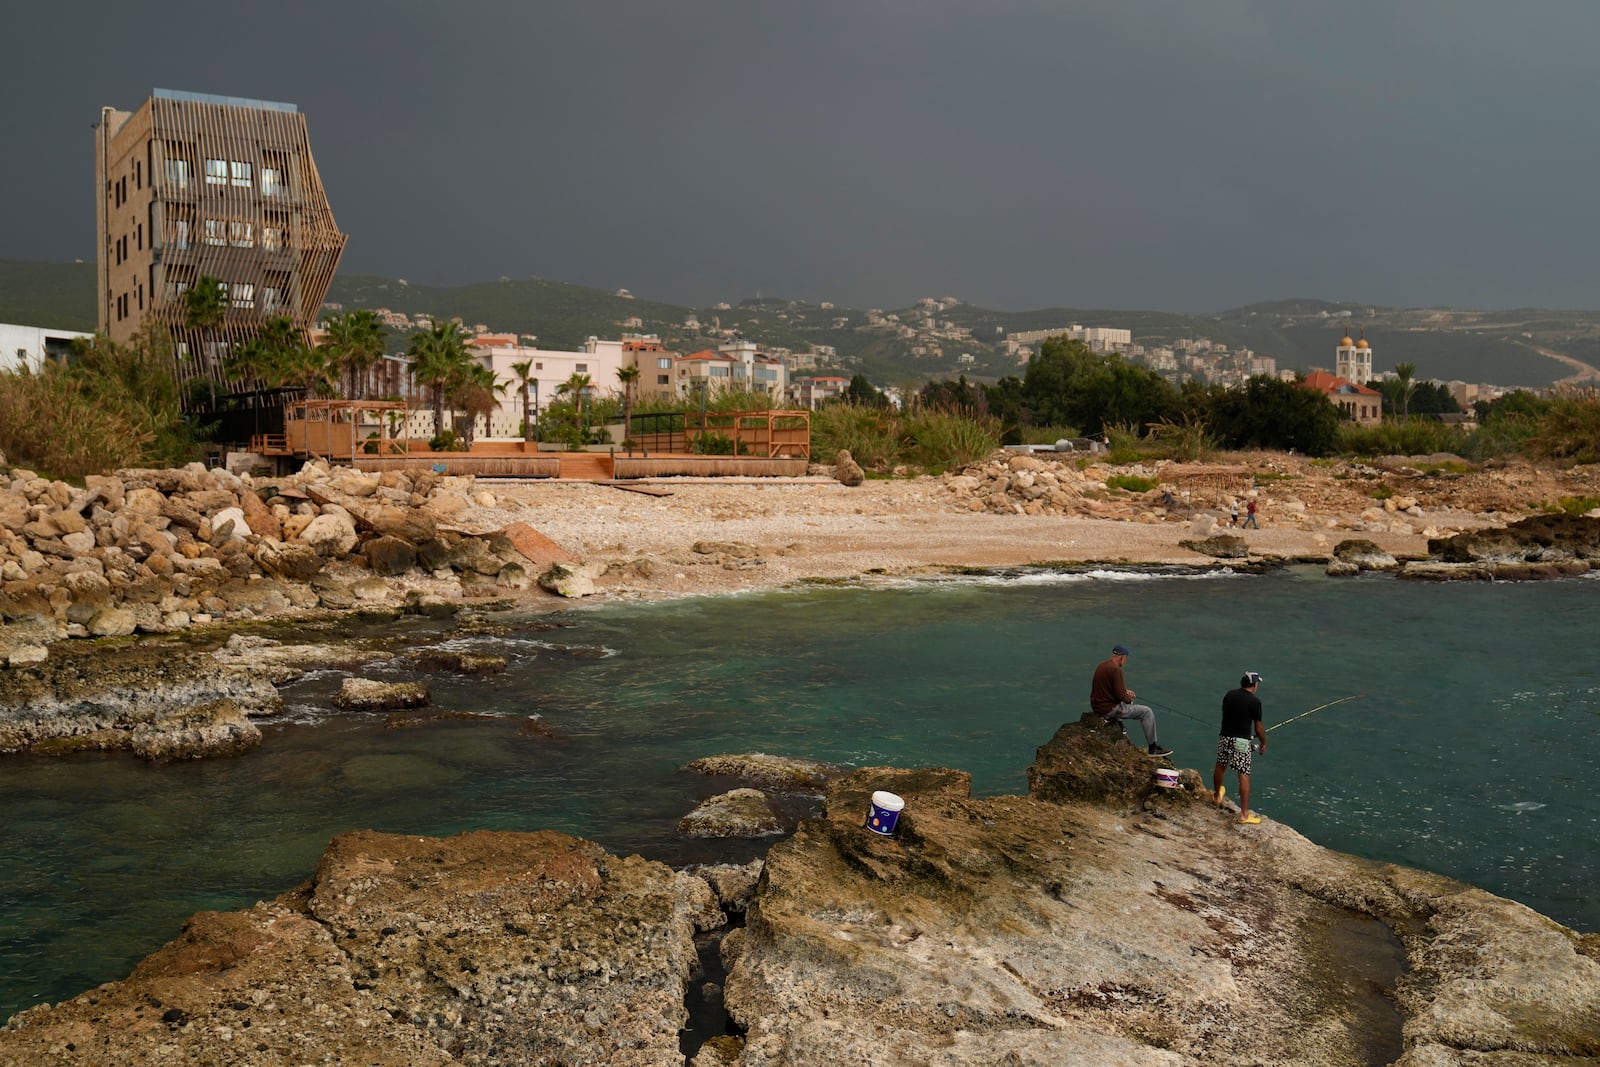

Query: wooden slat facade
<box><xmin>95</xmin><ymin>89</ymin><xmax>346</xmax><ymax>398</ymax></box>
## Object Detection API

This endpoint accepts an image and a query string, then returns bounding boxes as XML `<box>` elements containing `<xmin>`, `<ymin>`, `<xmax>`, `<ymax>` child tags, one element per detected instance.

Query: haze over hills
<box><xmin>2</xmin><ymin>258</ymin><xmax>1593</xmax><ymax>390</ymax></box>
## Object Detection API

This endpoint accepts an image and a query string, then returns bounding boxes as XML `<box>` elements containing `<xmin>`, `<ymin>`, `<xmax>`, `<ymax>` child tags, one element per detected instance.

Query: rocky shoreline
<box><xmin>4</xmin><ymin>450</ymin><xmax>1600</xmax><ymax>761</ymax></box>
<box><xmin>3</xmin><ymin>722</ymin><xmax>1595</xmax><ymax>1065</ymax></box>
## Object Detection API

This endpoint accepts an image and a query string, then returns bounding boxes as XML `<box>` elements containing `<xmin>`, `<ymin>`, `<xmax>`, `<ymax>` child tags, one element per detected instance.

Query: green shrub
<box><xmin>1103</xmin><ymin>422</ymin><xmax>1148</xmax><ymax>464</ymax></box>
<box><xmin>1106</xmin><ymin>474</ymin><xmax>1157</xmax><ymax>492</ymax></box>
<box><xmin>903</xmin><ymin>410</ymin><xmax>1001</xmax><ymax>472</ymax></box>
<box><xmin>1544</xmin><ymin>495</ymin><xmax>1600</xmax><ymax>516</ymax></box>
<box><xmin>429</xmin><ymin>428</ymin><xmax>464</xmax><ymax>452</ymax></box>
<box><xmin>1525</xmin><ymin>390</ymin><xmax>1600</xmax><ymax>464</ymax></box>
<box><xmin>812</xmin><ymin>403</ymin><xmax>900</xmax><ymax>470</ymax></box>
<box><xmin>1016</xmin><ymin>424</ymin><xmax>1080</xmax><ymax>445</ymax></box>
<box><xmin>1336</xmin><ymin>419</ymin><xmax>1470</xmax><ymax>458</ymax></box>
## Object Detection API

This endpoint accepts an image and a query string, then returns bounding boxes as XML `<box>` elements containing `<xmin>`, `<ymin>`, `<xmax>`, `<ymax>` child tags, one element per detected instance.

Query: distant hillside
<box><xmin>4</xmin><ymin>259</ymin><xmax>1593</xmax><ymax>389</ymax></box>
<box><xmin>0</xmin><ymin>260</ymin><xmax>96</xmax><ymax>331</ymax></box>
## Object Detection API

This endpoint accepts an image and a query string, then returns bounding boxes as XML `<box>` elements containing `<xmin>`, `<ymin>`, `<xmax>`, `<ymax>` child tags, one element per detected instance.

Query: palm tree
<box><xmin>321</xmin><ymin>310</ymin><xmax>388</xmax><ymax>399</ymax></box>
<box><xmin>1394</xmin><ymin>361</ymin><xmax>1417</xmax><ymax>420</ymax></box>
<box><xmin>407</xmin><ymin>321</ymin><xmax>471</xmax><ymax>437</ymax></box>
<box><xmin>616</xmin><ymin>364</ymin><xmax>641</xmax><ymax>440</ymax></box>
<box><xmin>183</xmin><ymin>274</ymin><xmax>227</xmax><ymax>399</ymax></box>
<box><xmin>558</xmin><ymin>372</ymin><xmax>594</xmax><ymax>435</ymax></box>
<box><xmin>448</xmin><ymin>363</ymin><xmax>499</xmax><ymax>447</ymax></box>
<box><xmin>509</xmin><ymin>359</ymin><xmax>538</xmax><ymax>442</ymax></box>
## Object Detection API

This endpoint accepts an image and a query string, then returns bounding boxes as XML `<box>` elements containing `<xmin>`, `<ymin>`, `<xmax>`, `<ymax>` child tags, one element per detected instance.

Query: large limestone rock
<box><xmin>714</xmin><ymin>727</ymin><xmax>1600</xmax><ymax>1066</ymax></box>
<box><xmin>296</xmin><ymin>512</ymin><xmax>359</xmax><ymax>556</ymax></box>
<box><xmin>678</xmin><ymin>788</ymin><xmax>784</xmax><ymax>838</ymax></box>
<box><xmin>834</xmin><ymin>449</ymin><xmax>866</xmax><ymax>487</ymax></box>
<box><xmin>0</xmin><ymin>830</ymin><xmax>723</xmax><ymax>1066</ymax></box>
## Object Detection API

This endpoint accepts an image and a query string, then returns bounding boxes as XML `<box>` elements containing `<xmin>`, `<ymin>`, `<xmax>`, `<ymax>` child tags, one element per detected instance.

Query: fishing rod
<box><xmin>1267</xmin><ymin>694</ymin><xmax>1362</xmax><ymax>733</ymax></box>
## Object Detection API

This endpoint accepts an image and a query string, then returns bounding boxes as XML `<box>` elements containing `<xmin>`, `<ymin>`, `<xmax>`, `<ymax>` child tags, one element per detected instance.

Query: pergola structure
<box><xmin>251</xmin><ymin>399</ymin><xmax>408</xmax><ymax>460</ymax></box>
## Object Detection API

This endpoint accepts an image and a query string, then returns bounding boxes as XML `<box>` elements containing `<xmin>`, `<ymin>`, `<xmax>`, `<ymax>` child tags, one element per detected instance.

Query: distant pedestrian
<box><xmin>1089</xmin><ymin>644</ymin><xmax>1171</xmax><ymax>757</ymax></box>
<box><xmin>1213</xmin><ymin>671</ymin><xmax>1268</xmax><ymax>825</ymax></box>
<box><xmin>1242</xmin><ymin>498</ymin><xmax>1259</xmax><ymax>529</ymax></box>
<box><xmin>1228</xmin><ymin>501</ymin><xmax>1239</xmax><ymax>527</ymax></box>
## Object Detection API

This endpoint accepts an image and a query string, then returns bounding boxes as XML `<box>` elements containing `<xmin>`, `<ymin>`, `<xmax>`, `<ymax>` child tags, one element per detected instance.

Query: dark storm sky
<box><xmin>7</xmin><ymin>1</ymin><xmax>1599</xmax><ymax>312</ymax></box>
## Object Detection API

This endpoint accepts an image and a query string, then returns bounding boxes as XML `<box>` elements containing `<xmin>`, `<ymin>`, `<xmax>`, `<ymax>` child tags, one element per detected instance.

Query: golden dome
<box><xmin>1340</xmin><ymin>335</ymin><xmax>1354</xmax><ymax>348</ymax></box>
<box><xmin>1356</xmin><ymin>338</ymin><xmax>1370</xmax><ymax>349</ymax></box>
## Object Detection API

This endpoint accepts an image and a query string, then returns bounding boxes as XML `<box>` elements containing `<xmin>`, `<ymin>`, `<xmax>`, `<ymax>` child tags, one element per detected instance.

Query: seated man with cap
<box><xmin>1089</xmin><ymin>644</ymin><xmax>1172</xmax><ymax>757</ymax></box>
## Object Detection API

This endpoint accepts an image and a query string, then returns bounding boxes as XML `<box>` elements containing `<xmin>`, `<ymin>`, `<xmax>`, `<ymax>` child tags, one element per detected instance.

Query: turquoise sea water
<box><xmin>2</xmin><ymin>566</ymin><xmax>1597</xmax><ymax>1020</ymax></box>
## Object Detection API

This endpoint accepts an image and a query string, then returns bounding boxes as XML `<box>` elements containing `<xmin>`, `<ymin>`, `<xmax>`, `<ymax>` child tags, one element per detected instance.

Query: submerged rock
<box><xmin>682</xmin><ymin>752</ymin><xmax>847</xmax><ymax>791</ymax></box>
<box><xmin>333</xmin><ymin>678</ymin><xmax>430</xmax><ymax>711</ymax></box>
<box><xmin>679</xmin><ymin>788</ymin><xmax>784</xmax><ymax>839</ymax></box>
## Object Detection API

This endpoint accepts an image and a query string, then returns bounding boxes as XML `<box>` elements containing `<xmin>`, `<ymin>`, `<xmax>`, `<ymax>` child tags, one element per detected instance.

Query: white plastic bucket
<box><xmin>1154</xmin><ymin>768</ymin><xmax>1180</xmax><ymax>789</ymax></box>
<box><xmin>865</xmin><ymin>790</ymin><xmax>905</xmax><ymax>835</ymax></box>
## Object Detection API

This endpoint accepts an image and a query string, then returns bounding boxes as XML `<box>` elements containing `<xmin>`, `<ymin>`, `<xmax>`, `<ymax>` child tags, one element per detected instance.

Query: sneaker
<box><xmin>1147</xmin><ymin>744</ymin><xmax>1173</xmax><ymax>757</ymax></box>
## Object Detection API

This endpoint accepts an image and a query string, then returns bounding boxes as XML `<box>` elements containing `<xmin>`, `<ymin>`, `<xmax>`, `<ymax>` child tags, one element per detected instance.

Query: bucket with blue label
<box><xmin>865</xmin><ymin>790</ymin><xmax>905</xmax><ymax>836</ymax></box>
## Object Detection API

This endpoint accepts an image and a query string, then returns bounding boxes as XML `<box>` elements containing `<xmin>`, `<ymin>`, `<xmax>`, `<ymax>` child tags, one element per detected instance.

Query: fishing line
<box><xmin>1267</xmin><ymin>694</ymin><xmax>1363</xmax><ymax>732</ymax></box>
<box><xmin>1143</xmin><ymin>698</ymin><xmax>1213</xmax><ymax>728</ymax></box>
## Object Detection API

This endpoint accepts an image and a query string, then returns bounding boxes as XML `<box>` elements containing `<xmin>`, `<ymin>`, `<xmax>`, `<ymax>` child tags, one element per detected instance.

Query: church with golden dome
<box><xmin>1335</xmin><ymin>329</ymin><xmax>1373</xmax><ymax>384</ymax></box>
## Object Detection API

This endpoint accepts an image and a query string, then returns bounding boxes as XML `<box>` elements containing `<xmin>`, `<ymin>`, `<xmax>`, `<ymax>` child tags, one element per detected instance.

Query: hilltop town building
<box><xmin>94</xmin><ymin>89</ymin><xmax>346</xmax><ymax>387</ymax></box>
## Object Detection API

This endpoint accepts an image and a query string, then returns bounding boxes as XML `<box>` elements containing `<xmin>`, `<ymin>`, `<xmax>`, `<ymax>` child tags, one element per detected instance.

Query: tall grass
<box><xmin>902</xmin><ymin>410</ymin><xmax>1002</xmax><ymax>472</ymax></box>
<box><xmin>1526</xmin><ymin>389</ymin><xmax>1600</xmax><ymax>464</ymax></box>
<box><xmin>1335</xmin><ymin>419</ymin><xmax>1470</xmax><ymax>458</ymax></box>
<box><xmin>811</xmin><ymin>404</ymin><xmax>900</xmax><ymax>469</ymax></box>
<box><xmin>0</xmin><ymin>324</ymin><xmax>200</xmax><ymax>479</ymax></box>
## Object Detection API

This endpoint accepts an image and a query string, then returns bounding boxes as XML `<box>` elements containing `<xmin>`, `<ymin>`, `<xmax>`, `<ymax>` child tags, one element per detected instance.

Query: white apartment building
<box><xmin>466</xmin><ymin>334</ymin><xmax>637</xmax><ymax>438</ymax></box>
<box><xmin>0</xmin><ymin>323</ymin><xmax>95</xmax><ymax>372</ymax></box>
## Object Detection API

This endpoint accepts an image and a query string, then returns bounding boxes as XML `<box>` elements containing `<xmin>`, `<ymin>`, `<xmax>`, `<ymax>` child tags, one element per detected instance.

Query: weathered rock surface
<box><xmin>1330</xmin><ymin>537</ymin><xmax>1400</xmax><ymax>574</ymax></box>
<box><xmin>1417</xmin><ymin>512</ymin><xmax>1600</xmax><ymax>578</ymax></box>
<box><xmin>0</xmin><ymin>829</ymin><xmax>723</xmax><ymax>1066</ymax></box>
<box><xmin>0</xmin><ymin>643</ymin><xmax>280</xmax><ymax>759</ymax></box>
<box><xmin>333</xmin><ymin>678</ymin><xmax>431</xmax><ymax>711</ymax></box>
<box><xmin>718</xmin><ymin>728</ymin><xmax>1600</xmax><ymax>1065</ymax></box>
<box><xmin>682</xmin><ymin>752</ymin><xmax>846</xmax><ymax>791</ymax></box>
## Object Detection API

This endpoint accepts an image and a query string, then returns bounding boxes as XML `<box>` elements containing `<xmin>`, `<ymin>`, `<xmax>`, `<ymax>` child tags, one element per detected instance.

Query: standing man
<box><xmin>1090</xmin><ymin>644</ymin><xmax>1172</xmax><ymax>757</ymax></box>
<box><xmin>1243</xmin><ymin>498</ymin><xmax>1260</xmax><ymax>529</ymax></box>
<box><xmin>1214</xmin><ymin>671</ymin><xmax>1268</xmax><ymax>825</ymax></box>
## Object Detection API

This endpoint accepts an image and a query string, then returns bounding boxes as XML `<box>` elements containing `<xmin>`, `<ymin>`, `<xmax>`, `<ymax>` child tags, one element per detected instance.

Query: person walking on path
<box><xmin>1213</xmin><ymin>671</ymin><xmax>1268</xmax><ymax>824</ymax></box>
<box><xmin>1242</xmin><ymin>498</ymin><xmax>1260</xmax><ymax>529</ymax></box>
<box><xmin>1228</xmin><ymin>500</ymin><xmax>1240</xmax><ymax>527</ymax></box>
<box><xmin>1090</xmin><ymin>644</ymin><xmax>1172</xmax><ymax>757</ymax></box>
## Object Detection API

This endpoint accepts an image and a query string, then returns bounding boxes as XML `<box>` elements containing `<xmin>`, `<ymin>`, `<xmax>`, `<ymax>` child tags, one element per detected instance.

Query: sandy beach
<box><xmin>453</xmin><ymin>448</ymin><xmax>1578</xmax><ymax>598</ymax></box>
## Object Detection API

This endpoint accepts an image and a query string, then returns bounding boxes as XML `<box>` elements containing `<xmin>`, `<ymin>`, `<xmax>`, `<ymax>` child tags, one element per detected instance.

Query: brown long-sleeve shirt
<box><xmin>1089</xmin><ymin>658</ymin><xmax>1131</xmax><ymax>714</ymax></box>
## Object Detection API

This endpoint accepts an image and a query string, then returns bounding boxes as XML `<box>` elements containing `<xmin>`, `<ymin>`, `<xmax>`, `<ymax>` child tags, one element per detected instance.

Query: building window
<box><xmin>576</xmin><ymin>363</ymin><xmax>587</xmax><ymax>373</ymax></box>
<box><xmin>657</xmin><ymin>374</ymin><xmax>669</xmax><ymax>385</ymax></box>
<box><xmin>136</xmin><ymin>223</ymin><xmax>143</xmax><ymax>251</ymax></box>
<box><xmin>229</xmin><ymin>220</ymin><xmax>253</xmax><ymax>248</ymax></box>
<box><xmin>535</xmin><ymin>362</ymin><xmax>543</xmax><ymax>370</ymax></box>
<box><xmin>230</xmin><ymin>160</ymin><xmax>253</xmax><ymax>188</ymax></box>
<box><xmin>658</xmin><ymin>357</ymin><xmax>671</xmax><ymax>369</ymax></box>
<box><xmin>205</xmin><ymin>158</ymin><xmax>228</xmax><ymax>185</ymax></box>
<box><xmin>260</xmin><ymin>166</ymin><xmax>285</xmax><ymax>197</ymax></box>
<box><xmin>261</xmin><ymin>225</ymin><xmax>282</xmax><ymax>252</ymax></box>
<box><xmin>231</xmin><ymin>283</ymin><xmax>254</xmax><ymax>309</ymax></box>
<box><xmin>203</xmin><ymin>219</ymin><xmax>226</xmax><ymax>246</ymax></box>
<box><xmin>165</xmin><ymin>157</ymin><xmax>189</xmax><ymax>189</ymax></box>
<box><xmin>261</xmin><ymin>286</ymin><xmax>281</xmax><ymax>312</ymax></box>
<box><xmin>173</xmin><ymin>219</ymin><xmax>190</xmax><ymax>249</ymax></box>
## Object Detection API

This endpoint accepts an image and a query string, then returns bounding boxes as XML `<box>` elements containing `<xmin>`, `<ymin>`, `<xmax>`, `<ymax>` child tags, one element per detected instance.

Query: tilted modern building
<box><xmin>94</xmin><ymin>89</ymin><xmax>346</xmax><ymax>387</ymax></box>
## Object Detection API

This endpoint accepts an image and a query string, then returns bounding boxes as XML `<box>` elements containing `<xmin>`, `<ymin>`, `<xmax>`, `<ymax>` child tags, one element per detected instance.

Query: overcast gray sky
<box><xmin>7</xmin><ymin>1</ymin><xmax>1599</xmax><ymax>312</ymax></box>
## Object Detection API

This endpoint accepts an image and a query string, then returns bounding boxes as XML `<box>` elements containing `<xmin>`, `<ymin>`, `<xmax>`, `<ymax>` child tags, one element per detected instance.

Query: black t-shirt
<box><xmin>1220</xmin><ymin>687</ymin><xmax>1262</xmax><ymax>738</ymax></box>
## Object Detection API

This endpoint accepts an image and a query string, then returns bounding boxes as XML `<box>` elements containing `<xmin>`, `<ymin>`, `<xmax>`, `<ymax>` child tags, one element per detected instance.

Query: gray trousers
<box><xmin>1104</xmin><ymin>702</ymin><xmax>1158</xmax><ymax>747</ymax></box>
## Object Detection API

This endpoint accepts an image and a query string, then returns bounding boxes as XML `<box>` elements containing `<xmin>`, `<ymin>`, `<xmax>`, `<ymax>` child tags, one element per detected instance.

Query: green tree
<box><xmin>321</xmin><ymin>309</ymin><xmax>388</xmax><ymax>399</ymax></box>
<box><xmin>1391</xmin><ymin>362</ymin><xmax>1417</xmax><ymax>420</ymax></box>
<box><xmin>183</xmin><ymin>274</ymin><xmax>228</xmax><ymax>400</ymax></box>
<box><xmin>1021</xmin><ymin>337</ymin><xmax>1176</xmax><ymax>436</ymax></box>
<box><xmin>448</xmin><ymin>362</ymin><xmax>499</xmax><ymax>447</ymax></box>
<box><xmin>616</xmin><ymin>364</ymin><xmax>641</xmax><ymax>437</ymax></box>
<box><xmin>407</xmin><ymin>321</ymin><xmax>472</xmax><ymax>436</ymax></box>
<box><xmin>558</xmin><ymin>372</ymin><xmax>594</xmax><ymax>432</ymax></box>
<box><xmin>1205</xmin><ymin>375</ymin><xmax>1341</xmax><ymax>456</ymax></box>
<box><xmin>509</xmin><ymin>359</ymin><xmax>538</xmax><ymax>441</ymax></box>
<box><xmin>844</xmin><ymin>373</ymin><xmax>888</xmax><ymax>408</ymax></box>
